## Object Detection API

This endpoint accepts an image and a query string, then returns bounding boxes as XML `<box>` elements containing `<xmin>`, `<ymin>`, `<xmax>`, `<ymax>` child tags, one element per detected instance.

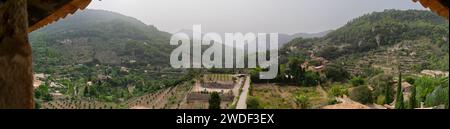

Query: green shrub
<box><xmin>247</xmin><ymin>96</ymin><xmax>261</xmax><ymax>109</ymax></box>
<box><xmin>376</xmin><ymin>95</ymin><xmax>386</xmax><ymax>105</ymax></box>
<box><xmin>325</xmin><ymin>64</ymin><xmax>350</xmax><ymax>82</ymax></box>
<box><xmin>415</xmin><ymin>76</ymin><xmax>444</xmax><ymax>103</ymax></box>
<box><xmin>329</xmin><ymin>85</ymin><xmax>348</xmax><ymax>97</ymax></box>
<box><xmin>302</xmin><ymin>71</ymin><xmax>321</xmax><ymax>86</ymax></box>
<box><xmin>327</xmin><ymin>98</ymin><xmax>339</xmax><ymax>105</ymax></box>
<box><xmin>349</xmin><ymin>86</ymin><xmax>373</xmax><ymax>104</ymax></box>
<box><xmin>294</xmin><ymin>94</ymin><xmax>310</xmax><ymax>109</ymax></box>
<box><xmin>425</xmin><ymin>85</ymin><xmax>448</xmax><ymax>108</ymax></box>
<box><xmin>209</xmin><ymin>92</ymin><xmax>221</xmax><ymax>109</ymax></box>
<box><xmin>350</xmin><ymin>76</ymin><xmax>366</xmax><ymax>87</ymax></box>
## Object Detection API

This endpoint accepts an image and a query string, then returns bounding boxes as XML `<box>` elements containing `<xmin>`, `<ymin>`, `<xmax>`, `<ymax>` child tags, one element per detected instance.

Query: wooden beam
<box><xmin>0</xmin><ymin>0</ymin><xmax>34</xmax><ymax>109</ymax></box>
<box><xmin>414</xmin><ymin>0</ymin><xmax>449</xmax><ymax>19</ymax></box>
<box><xmin>28</xmin><ymin>0</ymin><xmax>92</xmax><ymax>32</ymax></box>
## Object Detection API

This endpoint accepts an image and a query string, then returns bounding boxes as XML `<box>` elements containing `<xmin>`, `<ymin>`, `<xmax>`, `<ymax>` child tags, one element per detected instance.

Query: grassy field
<box><xmin>202</xmin><ymin>74</ymin><xmax>235</xmax><ymax>83</ymax></box>
<box><xmin>250</xmin><ymin>83</ymin><xmax>330</xmax><ymax>109</ymax></box>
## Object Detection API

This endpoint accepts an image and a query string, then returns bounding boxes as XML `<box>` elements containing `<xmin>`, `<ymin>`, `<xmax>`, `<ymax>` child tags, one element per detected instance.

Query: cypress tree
<box><xmin>209</xmin><ymin>92</ymin><xmax>221</xmax><ymax>109</ymax></box>
<box><xmin>409</xmin><ymin>85</ymin><xmax>417</xmax><ymax>109</ymax></box>
<box><xmin>84</xmin><ymin>86</ymin><xmax>90</xmax><ymax>97</ymax></box>
<box><xmin>395</xmin><ymin>71</ymin><xmax>405</xmax><ymax>109</ymax></box>
<box><xmin>384</xmin><ymin>84</ymin><xmax>393</xmax><ymax>104</ymax></box>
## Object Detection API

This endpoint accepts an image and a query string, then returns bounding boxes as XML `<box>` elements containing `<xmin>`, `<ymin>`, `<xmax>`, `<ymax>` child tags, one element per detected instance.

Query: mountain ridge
<box><xmin>30</xmin><ymin>9</ymin><xmax>174</xmax><ymax>68</ymax></box>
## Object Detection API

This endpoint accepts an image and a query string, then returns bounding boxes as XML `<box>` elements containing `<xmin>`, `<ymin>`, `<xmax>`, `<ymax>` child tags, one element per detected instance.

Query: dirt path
<box><xmin>236</xmin><ymin>76</ymin><xmax>250</xmax><ymax>109</ymax></box>
<box><xmin>316</xmin><ymin>85</ymin><xmax>328</xmax><ymax>98</ymax></box>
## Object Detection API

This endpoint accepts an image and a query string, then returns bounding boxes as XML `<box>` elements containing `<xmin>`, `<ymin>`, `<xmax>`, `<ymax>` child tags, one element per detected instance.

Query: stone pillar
<box><xmin>0</xmin><ymin>0</ymin><xmax>34</xmax><ymax>109</ymax></box>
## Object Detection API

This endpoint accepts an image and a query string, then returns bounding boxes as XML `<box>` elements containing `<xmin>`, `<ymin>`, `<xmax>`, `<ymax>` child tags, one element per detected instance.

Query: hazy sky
<box><xmin>87</xmin><ymin>0</ymin><xmax>425</xmax><ymax>34</ymax></box>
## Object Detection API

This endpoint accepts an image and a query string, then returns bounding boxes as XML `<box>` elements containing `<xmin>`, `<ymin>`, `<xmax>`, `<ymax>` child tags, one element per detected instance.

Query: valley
<box><xmin>31</xmin><ymin>9</ymin><xmax>449</xmax><ymax>109</ymax></box>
